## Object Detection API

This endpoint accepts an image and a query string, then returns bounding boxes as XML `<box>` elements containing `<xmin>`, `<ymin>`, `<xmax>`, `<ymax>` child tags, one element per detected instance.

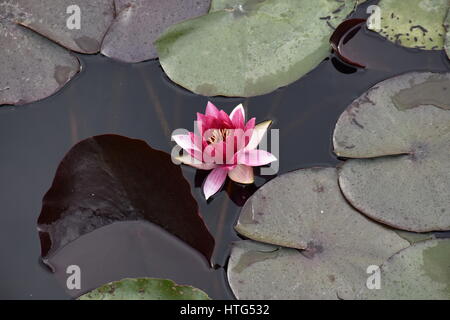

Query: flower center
<box><xmin>206</xmin><ymin>128</ymin><xmax>230</xmax><ymax>144</ymax></box>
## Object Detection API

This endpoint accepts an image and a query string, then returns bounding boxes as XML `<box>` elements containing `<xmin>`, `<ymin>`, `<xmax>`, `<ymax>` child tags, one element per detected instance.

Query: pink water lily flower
<box><xmin>173</xmin><ymin>102</ymin><xmax>277</xmax><ymax>200</ymax></box>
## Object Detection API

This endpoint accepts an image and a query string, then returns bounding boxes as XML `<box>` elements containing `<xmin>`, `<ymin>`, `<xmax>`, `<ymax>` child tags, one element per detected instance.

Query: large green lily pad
<box><xmin>368</xmin><ymin>0</ymin><xmax>448</xmax><ymax>50</ymax></box>
<box><xmin>333</xmin><ymin>72</ymin><xmax>450</xmax><ymax>232</ymax></box>
<box><xmin>156</xmin><ymin>0</ymin><xmax>363</xmax><ymax>97</ymax></box>
<box><xmin>357</xmin><ymin>239</ymin><xmax>450</xmax><ymax>299</ymax></box>
<box><xmin>79</xmin><ymin>278</ymin><xmax>210</xmax><ymax>300</ymax></box>
<box><xmin>230</xmin><ymin>167</ymin><xmax>409</xmax><ymax>299</ymax></box>
<box><xmin>0</xmin><ymin>2</ymin><xmax>80</xmax><ymax>105</ymax></box>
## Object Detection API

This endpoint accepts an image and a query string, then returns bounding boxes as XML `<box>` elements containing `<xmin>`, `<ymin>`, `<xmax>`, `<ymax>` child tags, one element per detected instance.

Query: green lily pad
<box><xmin>333</xmin><ymin>72</ymin><xmax>450</xmax><ymax>232</ymax></box>
<box><xmin>79</xmin><ymin>278</ymin><xmax>210</xmax><ymax>300</ymax></box>
<box><xmin>0</xmin><ymin>2</ymin><xmax>80</xmax><ymax>105</ymax></box>
<box><xmin>368</xmin><ymin>0</ymin><xmax>448</xmax><ymax>50</ymax></box>
<box><xmin>357</xmin><ymin>239</ymin><xmax>450</xmax><ymax>299</ymax></box>
<box><xmin>230</xmin><ymin>167</ymin><xmax>409</xmax><ymax>299</ymax></box>
<box><xmin>395</xmin><ymin>230</ymin><xmax>436</xmax><ymax>244</ymax></box>
<box><xmin>210</xmin><ymin>0</ymin><xmax>245</xmax><ymax>11</ymax></box>
<box><xmin>156</xmin><ymin>0</ymin><xmax>362</xmax><ymax>97</ymax></box>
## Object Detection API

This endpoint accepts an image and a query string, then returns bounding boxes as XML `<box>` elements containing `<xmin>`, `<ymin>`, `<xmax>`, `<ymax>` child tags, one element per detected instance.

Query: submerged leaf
<box><xmin>101</xmin><ymin>0</ymin><xmax>211</xmax><ymax>63</ymax></box>
<box><xmin>0</xmin><ymin>2</ymin><xmax>79</xmax><ymax>105</ymax></box>
<box><xmin>38</xmin><ymin>135</ymin><xmax>215</xmax><ymax>263</ymax></box>
<box><xmin>368</xmin><ymin>0</ymin><xmax>447</xmax><ymax>50</ymax></box>
<box><xmin>357</xmin><ymin>239</ymin><xmax>450</xmax><ymax>299</ymax></box>
<box><xmin>230</xmin><ymin>167</ymin><xmax>408</xmax><ymax>299</ymax></box>
<box><xmin>79</xmin><ymin>278</ymin><xmax>210</xmax><ymax>300</ymax></box>
<box><xmin>334</xmin><ymin>72</ymin><xmax>450</xmax><ymax>232</ymax></box>
<box><xmin>330</xmin><ymin>18</ymin><xmax>367</xmax><ymax>68</ymax></box>
<box><xmin>16</xmin><ymin>0</ymin><xmax>115</xmax><ymax>54</ymax></box>
<box><xmin>156</xmin><ymin>0</ymin><xmax>363</xmax><ymax>97</ymax></box>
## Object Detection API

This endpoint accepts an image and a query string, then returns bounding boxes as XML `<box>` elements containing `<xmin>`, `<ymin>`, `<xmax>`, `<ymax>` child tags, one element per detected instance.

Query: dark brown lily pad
<box><xmin>38</xmin><ymin>134</ymin><xmax>215</xmax><ymax>263</ymax></box>
<box><xmin>101</xmin><ymin>0</ymin><xmax>211</xmax><ymax>63</ymax></box>
<box><xmin>0</xmin><ymin>2</ymin><xmax>79</xmax><ymax>105</ymax></box>
<box><xmin>334</xmin><ymin>72</ymin><xmax>450</xmax><ymax>232</ymax></box>
<box><xmin>230</xmin><ymin>167</ymin><xmax>409</xmax><ymax>299</ymax></box>
<box><xmin>330</xmin><ymin>18</ymin><xmax>367</xmax><ymax>68</ymax></box>
<box><xmin>16</xmin><ymin>0</ymin><xmax>115</xmax><ymax>54</ymax></box>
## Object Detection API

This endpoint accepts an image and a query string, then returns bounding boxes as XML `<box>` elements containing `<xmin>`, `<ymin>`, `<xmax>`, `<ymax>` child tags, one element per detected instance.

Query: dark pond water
<box><xmin>0</xmin><ymin>0</ymin><xmax>449</xmax><ymax>299</ymax></box>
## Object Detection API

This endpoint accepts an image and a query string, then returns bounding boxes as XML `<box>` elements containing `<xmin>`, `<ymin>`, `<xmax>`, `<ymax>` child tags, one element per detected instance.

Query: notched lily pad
<box><xmin>38</xmin><ymin>135</ymin><xmax>215</xmax><ymax>263</ymax></box>
<box><xmin>101</xmin><ymin>0</ymin><xmax>211</xmax><ymax>63</ymax></box>
<box><xmin>334</xmin><ymin>72</ymin><xmax>450</xmax><ymax>232</ymax></box>
<box><xmin>0</xmin><ymin>2</ymin><xmax>79</xmax><ymax>105</ymax></box>
<box><xmin>16</xmin><ymin>0</ymin><xmax>115</xmax><ymax>54</ymax></box>
<box><xmin>357</xmin><ymin>239</ymin><xmax>450</xmax><ymax>299</ymax></box>
<box><xmin>79</xmin><ymin>278</ymin><xmax>210</xmax><ymax>300</ymax></box>
<box><xmin>156</xmin><ymin>0</ymin><xmax>364</xmax><ymax>97</ymax></box>
<box><xmin>368</xmin><ymin>0</ymin><xmax>448</xmax><ymax>50</ymax></box>
<box><xmin>230</xmin><ymin>167</ymin><xmax>409</xmax><ymax>299</ymax></box>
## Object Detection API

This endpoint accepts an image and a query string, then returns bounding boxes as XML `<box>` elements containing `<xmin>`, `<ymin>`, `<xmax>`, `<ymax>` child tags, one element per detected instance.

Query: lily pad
<box><xmin>101</xmin><ymin>0</ymin><xmax>211</xmax><ymax>63</ymax></box>
<box><xmin>333</xmin><ymin>72</ymin><xmax>450</xmax><ymax>232</ymax></box>
<box><xmin>357</xmin><ymin>239</ymin><xmax>450</xmax><ymax>299</ymax></box>
<box><xmin>0</xmin><ymin>2</ymin><xmax>79</xmax><ymax>105</ymax></box>
<box><xmin>395</xmin><ymin>230</ymin><xmax>436</xmax><ymax>244</ymax></box>
<box><xmin>156</xmin><ymin>0</ymin><xmax>363</xmax><ymax>97</ymax></box>
<box><xmin>368</xmin><ymin>0</ymin><xmax>448</xmax><ymax>50</ymax></box>
<box><xmin>210</xmin><ymin>0</ymin><xmax>245</xmax><ymax>11</ymax></box>
<box><xmin>230</xmin><ymin>167</ymin><xmax>409</xmax><ymax>299</ymax></box>
<box><xmin>445</xmin><ymin>8</ymin><xmax>450</xmax><ymax>59</ymax></box>
<box><xmin>16</xmin><ymin>0</ymin><xmax>115</xmax><ymax>54</ymax></box>
<box><xmin>38</xmin><ymin>135</ymin><xmax>215</xmax><ymax>263</ymax></box>
<box><xmin>79</xmin><ymin>278</ymin><xmax>210</xmax><ymax>300</ymax></box>
<box><xmin>330</xmin><ymin>18</ymin><xmax>367</xmax><ymax>68</ymax></box>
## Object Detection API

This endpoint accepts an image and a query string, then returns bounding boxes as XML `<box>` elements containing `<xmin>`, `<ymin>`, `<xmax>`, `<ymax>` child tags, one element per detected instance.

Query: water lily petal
<box><xmin>196</xmin><ymin>113</ymin><xmax>207</xmax><ymax>136</ymax></box>
<box><xmin>172</xmin><ymin>134</ymin><xmax>200</xmax><ymax>152</ymax></box>
<box><xmin>205</xmin><ymin>101</ymin><xmax>220</xmax><ymax>117</ymax></box>
<box><xmin>225</xmin><ymin>129</ymin><xmax>248</xmax><ymax>156</ymax></box>
<box><xmin>203</xmin><ymin>167</ymin><xmax>228</xmax><ymax>200</ymax></box>
<box><xmin>246</xmin><ymin>120</ymin><xmax>272</xmax><ymax>150</ymax></box>
<box><xmin>230</xmin><ymin>104</ymin><xmax>245</xmax><ymax>128</ymax></box>
<box><xmin>190</xmin><ymin>132</ymin><xmax>205</xmax><ymax>150</ymax></box>
<box><xmin>175</xmin><ymin>155</ymin><xmax>217</xmax><ymax>170</ymax></box>
<box><xmin>237</xmin><ymin>149</ymin><xmax>277</xmax><ymax>167</ymax></box>
<box><xmin>228</xmin><ymin>165</ymin><xmax>254</xmax><ymax>184</ymax></box>
<box><xmin>197</xmin><ymin>112</ymin><xmax>220</xmax><ymax>136</ymax></box>
<box><xmin>218</xmin><ymin>110</ymin><xmax>233</xmax><ymax>128</ymax></box>
<box><xmin>245</xmin><ymin>117</ymin><xmax>256</xmax><ymax>131</ymax></box>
